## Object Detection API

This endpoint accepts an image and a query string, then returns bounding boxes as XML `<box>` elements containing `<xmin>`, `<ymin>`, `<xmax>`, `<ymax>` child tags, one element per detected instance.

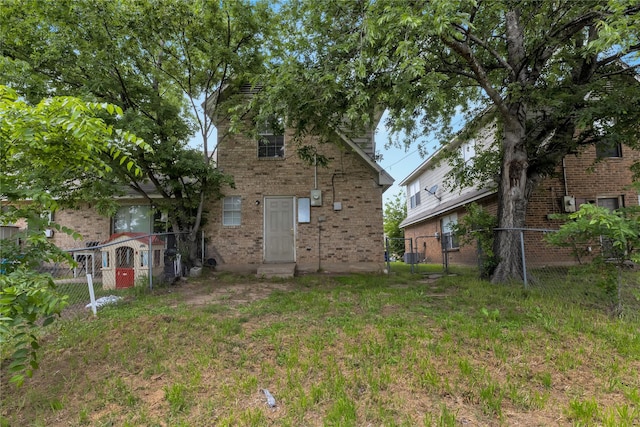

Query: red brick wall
<box><xmin>522</xmin><ymin>146</ymin><xmax>639</xmax><ymax>265</ymax></box>
<box><xmin>402</xmin><ymin>146</ymin><xmax>640</xmax><ymax>268</ymax></box>
<box><xmin>205</xmin><ymin>127</ymin><xmax>386</xmax><ymax>273</ymax></box>
<box><xmin>402</xmin><ymin>196</ymin><xmax>497</xmax><ymax>268</ymax></box>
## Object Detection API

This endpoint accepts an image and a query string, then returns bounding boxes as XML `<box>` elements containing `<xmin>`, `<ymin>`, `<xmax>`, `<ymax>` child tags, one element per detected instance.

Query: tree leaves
<box><xmin>1</xmin><ymin>84</ymin><xmax>148</xmax><ymax>385</ymax></box>
<box><xmin>384</xmin><ymin>193</ymin><xmax>407</xmax><ymax>257</ymax></box>
<box><xmin>2</xmin><ymin>0</ymin><xmax>275</xmax><ymax>262</ymax></box>
<box><xmin>267</xmin><ymin>0</ymin><xmax>640</xmax><ymax>282</ymax></box>
<box><xmin>1</xmin><ymin>85</ymin><xmax>151</xmax><ymax>204</ymax></box>
<box><xmin>547</xmin><ymin>204</ymin><xmax>640</xmax><ymax>266</ymax></box>
<box><xmin>0</xmin><ymin>270</ymin><xmax>68</xmax><ymax>387</ymax></box>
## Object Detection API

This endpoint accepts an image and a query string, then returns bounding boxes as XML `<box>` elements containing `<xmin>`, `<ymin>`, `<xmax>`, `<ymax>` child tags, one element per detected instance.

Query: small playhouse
<box><xmin>100</xmin><ymin>232</ymin><xmax>164</xmax><ymax>289</ymax></box>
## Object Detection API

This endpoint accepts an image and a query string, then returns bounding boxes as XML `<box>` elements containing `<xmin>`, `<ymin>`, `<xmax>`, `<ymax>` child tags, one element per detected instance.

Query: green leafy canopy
<box><xmin>1</xmin><ymin>85</ymin><xmax>149</xmax><ymax>386</ymax></box>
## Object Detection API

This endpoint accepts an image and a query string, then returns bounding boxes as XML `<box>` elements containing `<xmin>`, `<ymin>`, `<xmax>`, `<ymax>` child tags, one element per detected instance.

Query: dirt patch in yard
<box><xmin>174</xmin><ymin>278</ymin><xmax>297</xmax><ymax>307</ymax></box>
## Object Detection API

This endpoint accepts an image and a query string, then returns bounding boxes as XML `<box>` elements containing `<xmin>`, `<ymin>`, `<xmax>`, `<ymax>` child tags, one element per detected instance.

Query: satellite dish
<box><xmin>425</xmin><ymin>184</ymin><xmax>442</xmax><ymax>201</ymax></box>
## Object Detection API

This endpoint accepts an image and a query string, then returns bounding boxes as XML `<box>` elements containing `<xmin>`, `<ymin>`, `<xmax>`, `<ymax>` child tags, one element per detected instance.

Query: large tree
<box><xmin>264</xmin><ymin>0</ymin><xmax>640</xmax><ymax>282</ymax></box>
<box><xmin>1</xmin><ymin>0</ymin><xmax>274</xmax><ymax>263</ymax></box>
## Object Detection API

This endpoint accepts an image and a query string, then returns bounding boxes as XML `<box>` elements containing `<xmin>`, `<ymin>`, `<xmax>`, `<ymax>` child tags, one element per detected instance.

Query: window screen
<box><xmin>223</xmin><ymin>196</ymin><xmax>241</xmax><ymax>226</ymax></box>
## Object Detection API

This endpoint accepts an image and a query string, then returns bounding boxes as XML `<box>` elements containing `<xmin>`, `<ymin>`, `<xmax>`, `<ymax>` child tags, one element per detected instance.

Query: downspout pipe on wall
<box><xmin>314</xmin><ymin>154</ymin><xmax>318</xmax><ymax>190</ymax></box>
<box><xmin>562</xmin><ymin>157</ymin><xmax>568</xmax><ymax>196</ymax></box>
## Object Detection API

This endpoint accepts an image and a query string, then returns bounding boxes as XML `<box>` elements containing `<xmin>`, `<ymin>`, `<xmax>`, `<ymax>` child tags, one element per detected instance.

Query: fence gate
<box><xmin>385</xmin><ymin>235</ymin><xmax>445</xmax><ymax>274</ymax></box>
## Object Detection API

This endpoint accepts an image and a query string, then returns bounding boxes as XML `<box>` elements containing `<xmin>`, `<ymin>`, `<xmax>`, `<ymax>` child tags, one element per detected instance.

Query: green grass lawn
<box><xmin>2</xmin><ymin>265</ymin><xmax>639</xmax><ymax>426</ymax></box>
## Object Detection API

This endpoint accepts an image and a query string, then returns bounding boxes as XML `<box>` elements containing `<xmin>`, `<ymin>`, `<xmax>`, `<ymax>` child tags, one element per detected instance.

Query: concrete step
<box><xmin>256</xmin><ymin>263</ymin><xmax>296</xmax><ymax>279</ymax></box>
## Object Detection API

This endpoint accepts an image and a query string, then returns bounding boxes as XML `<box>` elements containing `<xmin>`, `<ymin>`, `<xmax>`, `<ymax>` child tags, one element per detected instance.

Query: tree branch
<box><xmin>452</xmin><ymin>23</ymin><xmax>513</xmax><ymax>76</ymax></box>
<box><xmin>442</xmin><ymin>37</ymin><xmax>508</xmax><ymax>117</ymax></box>
<box><xmin>597</xmin><ymin>43</ymin><xmax>640</xmax><ymax>67</ymax></box>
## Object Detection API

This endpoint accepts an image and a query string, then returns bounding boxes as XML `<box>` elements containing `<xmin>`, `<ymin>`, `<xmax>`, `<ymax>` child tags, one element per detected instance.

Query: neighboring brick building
<box><xmin>7</xmin><ymin>197</ymin><xmax>164</xmax><ymax>251</ymax></box>
<box><xmin>399</xmin><ymin>121</ymin><xmax>640</xmax><ymax>267</ymax></box>
<box><xmin>205</xmin><ymin>105</ymin><xmax>394</xmax><ymax>274</ymax></box>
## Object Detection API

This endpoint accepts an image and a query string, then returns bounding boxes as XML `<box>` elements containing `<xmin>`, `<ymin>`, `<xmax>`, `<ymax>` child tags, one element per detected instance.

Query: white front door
<box><xmin>264</xmin><ymin>197</ymin><xmax>295</xmax><ymax>262</ymax></box>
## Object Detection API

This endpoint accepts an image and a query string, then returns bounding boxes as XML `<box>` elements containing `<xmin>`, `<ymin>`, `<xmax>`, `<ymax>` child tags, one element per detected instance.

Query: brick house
<box><xmin>204</xmin><ymin>91</ymin><xmax>394</xmax><ymax>274</ymax></box>
<box><xmin>5</xmin><ymin>120</ymin><xmax>393</xmax><ymax>277</ymax></box>
<box><xmin>5</xmin><ymin>198</ymin><xmax>160</xmax><ymax>250</ymax></box>
<box><xmin>399</xmin><ymin>120</ymin><xmax>640</xmax><ymax>267</ymax></box>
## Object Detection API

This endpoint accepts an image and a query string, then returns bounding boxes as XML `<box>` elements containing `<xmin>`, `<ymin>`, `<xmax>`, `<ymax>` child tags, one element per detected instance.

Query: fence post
<box><xmin>87</xmin><ymin>274</ymin><xmax>97</xmax><ymax>316</ymax></box>
<box><xmin>148</xmin><ymin>234</ymin><xmax>153</xmax><ymax>290</ymax></box>
<box><xmin>409</xmin><ymin>238</ymin><xmax>414</xmax><ymax>274</ymax></box>
<box><xmin>442</xmin><ymin>236</ymin><xmax>449</xmax><ymax>274</ymax></box>
<box><xmin>519</xmin><ymin>229</ymin><xmax>528</xmax><ymax>289</ymax></box>
<box><xmin>385</xmin><ymin>238</ymin><xmax>391</xmax><ymax>273</ymax></box>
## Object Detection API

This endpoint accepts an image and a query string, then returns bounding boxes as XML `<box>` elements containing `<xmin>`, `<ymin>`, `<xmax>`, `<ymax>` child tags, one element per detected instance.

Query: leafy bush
<box><xmin>1</xmin><ymin>225</ymin><xmax>70</xmax><ymax>386</ymax></box>
<box><xmin>452</xmin><ymin>203</ymin><xmax>498</xmax><ymax>279</ymax></box>
<box><xmin>546</xmin><ymin>204</ymin><xmax>640</xmax><ymax>312</ymax></box>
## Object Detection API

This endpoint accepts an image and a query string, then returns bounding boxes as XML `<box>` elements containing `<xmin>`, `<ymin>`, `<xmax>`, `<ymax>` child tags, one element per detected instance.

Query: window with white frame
<box><xmin>102</xmin><ymin>252</ymin><xmax>110</xmax><ymax>268</ymax></box>
<box><xmin>409</xmin><ymin>181</ymin><xmax>421</xmax><ymax>209</ymax></box>
<box><xmin>258</xmin><ymin>117</ymin><xmax>285</xmax><ymax>158</ymax></box>
<box><xmin>440</xmin><ymin>213</ymin><xmax>459</xmax><ymax>250</ymax></box>
<box><xmin>139</xmin><ymin>250</ymin><xmax>160</xmax><ymax>267</ymax></box>
<box><xmin>459</xmin><ymin>139</ymin><xmax>476</xmax><ymax>164</ymax></box>
<box><xmin>223</xmin><ymin>196</ymin><xmax>241</xmax><ymax>226</ymax></box>
<box><xmin>140</xmin><ymin>250</ymin><xmax>149</xmax><ymax>267</ymax></box>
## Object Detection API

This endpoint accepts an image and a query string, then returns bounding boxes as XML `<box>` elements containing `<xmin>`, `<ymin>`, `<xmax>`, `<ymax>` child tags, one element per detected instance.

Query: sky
<box><xmin>375</xmin><ymin>116</ymin><xmax>438</xmax><ymax>206</ymax></box>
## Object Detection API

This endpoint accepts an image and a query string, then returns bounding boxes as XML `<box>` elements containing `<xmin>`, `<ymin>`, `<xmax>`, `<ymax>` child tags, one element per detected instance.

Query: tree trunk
<box><xmin>491</xmin><ymin>110</ymin><xmax>531</xmax><ymax>284</ymax></box>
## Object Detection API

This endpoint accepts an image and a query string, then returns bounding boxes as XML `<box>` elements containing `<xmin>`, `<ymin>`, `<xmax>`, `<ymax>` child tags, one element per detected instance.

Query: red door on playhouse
<box><xmin>115</xmin><ymin>246</ymin><xmax>135</xmax><ymax>288</ymax></box>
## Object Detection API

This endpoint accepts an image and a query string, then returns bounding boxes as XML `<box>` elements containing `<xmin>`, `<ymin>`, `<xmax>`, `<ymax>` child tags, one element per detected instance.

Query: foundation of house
<box><xmin>256</xmin><ymin>263</ymin><xmax>296</xmax><ymax>279</ymax></box>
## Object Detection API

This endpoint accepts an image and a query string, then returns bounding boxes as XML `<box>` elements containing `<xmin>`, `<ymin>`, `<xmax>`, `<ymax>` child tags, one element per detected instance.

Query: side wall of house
<box><xmin>522</xmin><ymin>144</ymin><xmax>639</xmax><ymax>265</ymax></box>
<box><xmin>51</xmin><ymin>206</ymin><xmax>112</xmax><ymax>249</ymax></box>
<box><xmin>205</xmin><ymin>126</ymin><xmax>386</xmax><ymax>273</ymax></box>
<box><xmin>401</xmin><ymin>122</ymin><xmax>497</xmax><ymax>226</ymax></box>
<box><xmin>402</xmin><ymin>196</ymin><xmax>498</xmax><ymax>268</ymax></box>
<box><xmin>9</xmin><ymin>203</ymin><xmax>111</xmax><ymax>250</ymax></box>
<box><xmin>8</xmin><ymin>200</ymin><xmax>163</xmax><ymax>251</ymax></box>
<box><xmin>402</xmin><ymin>145</ymin><xmax>640</xmax><ymax>268</ymax></box>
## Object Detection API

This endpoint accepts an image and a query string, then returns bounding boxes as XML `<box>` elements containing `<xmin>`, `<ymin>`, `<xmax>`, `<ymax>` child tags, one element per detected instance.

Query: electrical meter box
<box><xmin>310</xmin><ymin>189</ymin><xmax>322</xmax><ymax>206</ymax></box>
<box><xmin>562</xmin><ymin>195</ymin><xmax>576</xmax><ymax>213</ymax></box>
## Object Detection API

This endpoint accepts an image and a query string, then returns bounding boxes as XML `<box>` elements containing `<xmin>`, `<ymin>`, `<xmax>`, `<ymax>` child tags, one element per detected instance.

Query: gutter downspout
<box><xmin>562</xmin><ymin>157</ymin><xmax>568</xmax><ymax>196</ymax></box>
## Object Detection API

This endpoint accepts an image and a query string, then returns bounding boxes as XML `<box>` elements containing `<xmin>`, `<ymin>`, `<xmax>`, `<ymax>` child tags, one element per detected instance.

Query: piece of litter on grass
<box><xmin>262</xmin><ymin>388</ymin><xmax>276</xmax><ymax>407</ymax></box>
<box><xmin>85</xmin><ymin>295</ymin><xmax>122</xmax><ymax>310</ymax></box>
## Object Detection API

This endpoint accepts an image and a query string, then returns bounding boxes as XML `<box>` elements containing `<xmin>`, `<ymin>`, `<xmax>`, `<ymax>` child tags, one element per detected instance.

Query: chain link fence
<box><xmin>500</xmin><ymin>228</ymin><xmax>640</xmax><ymax>318</ymax></box>
<box><xmin>40</xmin><ymin>233</ymin><xmax>186</xmax><ymax>317</ymax></box>
<box><xmin>389</xmin><ymin>228</ymin><xmax>640</xmax><ymax>317</ymax></box>
<box><xmin>25</xmin><ymin>227</ymin><xmax>639</xmax><ymax>318</ymax></box>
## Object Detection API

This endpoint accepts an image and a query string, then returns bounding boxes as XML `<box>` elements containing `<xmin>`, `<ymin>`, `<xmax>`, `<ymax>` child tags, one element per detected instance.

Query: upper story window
<box><xmin>596</xmin><ymin>142</ymin><xmax>622</xmax><ymax>158</ymax></box>
<box><xmin>459</xmin><ymin>140</ymin><xmax>476</xmax><ymax>164</ymax></box>
<box><xmin>258</xmin><ymin>117</ymin><xmax>285</xmax><ymax>158</ymax></box>
<box><xmin>593</xmin><ymin>119</ymin><xmax>622</xmax><ymax>158</ymax></box>
<box><xmin>409</xmin><ymin>181</ymin><xmax>421</xmax><ymax>209</ymax></box>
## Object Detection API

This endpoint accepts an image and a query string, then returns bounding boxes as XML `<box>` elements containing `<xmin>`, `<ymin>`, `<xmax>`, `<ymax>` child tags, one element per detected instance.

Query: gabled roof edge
<box><xmin>333</xmin><ymin>128</ymin><xmax>395</xmax><ymax>192</ymax></box>
<box><xmin>399</xmin><ymin>187</ymin><xmax>496</xmax><ymax>228</ymax></box>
